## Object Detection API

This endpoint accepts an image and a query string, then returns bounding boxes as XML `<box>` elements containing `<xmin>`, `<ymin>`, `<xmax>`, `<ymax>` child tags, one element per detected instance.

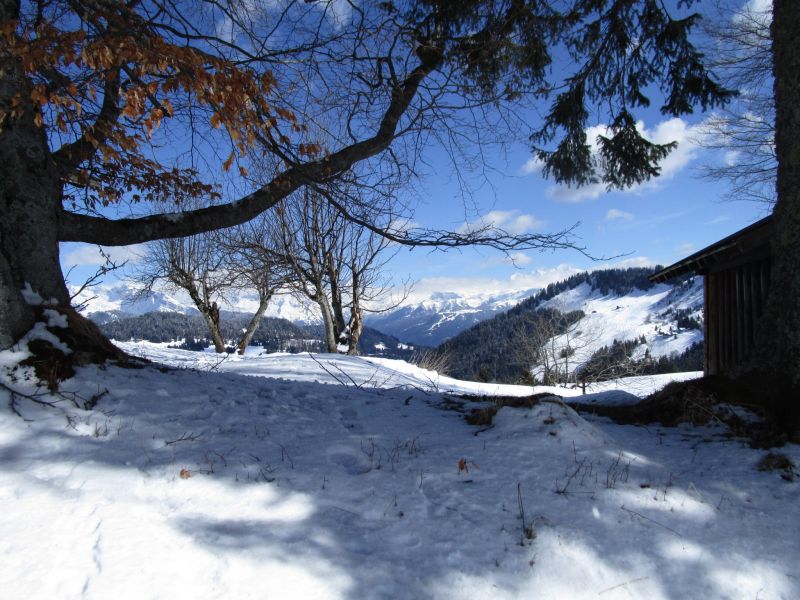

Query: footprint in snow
<box><xmin>327</xmin><ymin>447</ymin><xmax>372</xmax><ymax>475</ymax></box>
<box><xmin>337</xmin><ymin>407</ymin><xmax>365</xmax><ymax>433</ymax></box>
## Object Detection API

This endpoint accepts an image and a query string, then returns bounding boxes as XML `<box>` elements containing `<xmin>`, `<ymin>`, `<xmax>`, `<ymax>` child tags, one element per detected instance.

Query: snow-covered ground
<box><xmin>1</xmin><ymin>343</ymin><xmax>797</xmax><ymax>599</ymax></box>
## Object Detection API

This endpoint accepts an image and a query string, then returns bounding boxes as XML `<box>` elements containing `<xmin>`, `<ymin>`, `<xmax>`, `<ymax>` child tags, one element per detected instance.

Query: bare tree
<box><xmin>336</xmin><ymin>213</ymin><xmax>405</xmax><ymax>355</ymax></box>
<box><xmin>511</xmin><ymin>309</ymin><xmax>571</xmax><ymax>386</ymax></box>
<box><xmin>696</xmin><ymin>1</ymin><xmax>775</xmax><ymax>205</ymax></box>
<box><xmin>220</xmin><ymin>217</ymin><xmax>293</xmax><ymax>354</ymax></box>
<box><xmin>275</xmin><ymin>190</ymin><xmax>343</xmax><ymax>352</ymax></box>
<box><xmin>573</xmin><ymin>337</ymin><xmax>649</xmax><ymax>392</ymax></box>
<box><xmin>137</xmin><ymin>214</ymin><xmax>288</xmax><ymax>354</ymax></box>
<box><xmin>274</xmin><ymin>188</ymin><xmax>397</xmax><ymax>354</ymax></box>
<box><xmin>512</xmin><ymin>308</ymin><xmax>608</xmax><ymax>387</ymax></box>
<box><xmin>137</xmin><ymin>232</ymin><xmax>232</xmax><ymax>352</ymax></box>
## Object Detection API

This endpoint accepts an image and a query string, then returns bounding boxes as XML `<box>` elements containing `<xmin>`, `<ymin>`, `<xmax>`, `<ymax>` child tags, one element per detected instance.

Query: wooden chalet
<box><xmin>650</xmin><ymin>216</ymin><xmax>774</xmax><ymax>376</ymax></box>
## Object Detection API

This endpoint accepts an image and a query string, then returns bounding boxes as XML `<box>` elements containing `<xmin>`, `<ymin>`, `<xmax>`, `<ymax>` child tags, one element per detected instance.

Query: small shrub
<box><xmin>410</xmin><ymin>349</ymin><xmax>450</xmax><ymax>375</ymax></box>
<box><xmin>757</xmin><ymin>452</ymin><xmax>796</xmax><ymax>481</ymax></box>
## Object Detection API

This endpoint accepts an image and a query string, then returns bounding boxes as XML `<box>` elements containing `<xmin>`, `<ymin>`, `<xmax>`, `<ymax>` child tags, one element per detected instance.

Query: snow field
<box><xmin>1</xmin><ymin>346</ymin><xmax>797</xmax><ymax>599</ymax></box>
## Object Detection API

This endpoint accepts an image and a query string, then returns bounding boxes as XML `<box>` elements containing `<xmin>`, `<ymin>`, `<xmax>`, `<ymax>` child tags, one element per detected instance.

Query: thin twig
<box><xmin>329</xmin><ymin>362</ymin><xmax>363</xmax><ymax>388</ymax></box>
<box><xmin>306</xmin><ymin>353</ymin><xmax>348</xmax><ymax>386</ymax></box>
<box><xmin>517</xmin><ymin>482</ymin><xmax>535</xmax><ymax>542</ymax></box>
<box><xmin>306</xmin><ymin>352</ymin><xmax>362</xmax><ymax>387</ymax></box>
<box><xmin>206</xmin><ymin>352</ymin><xmax>232</xmax><ymax>372</ymax></box>
<box><xmin>164</xmin><ymin>431</ymin><xmax>201</xmax><ymax>445</ymax></box>
<box><xmin>598</xmin><ymin>576</ymin><xmax>650</xmax><ymax>595</ymax></box>
<box><xmin>1</xmin><ymin>380</ymin><xmax>61</xmax><ymax>412</ymax></box>
<box><xmin>620</xmin><ymin>505</ymin><xmax>683</xmax><ymax>538</ymax></box>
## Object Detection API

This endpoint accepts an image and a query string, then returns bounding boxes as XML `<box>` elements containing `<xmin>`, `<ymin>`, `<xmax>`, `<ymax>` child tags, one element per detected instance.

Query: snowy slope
<box><xmin>366</xmin><ymin>273</ymin><xmax>704</xmax><ymax>350</ymax></box>
<box><xmin>1</xmin><ymin>341</ymin><xmax>797</xmax><ymax>600</ymax></box>
<box><xmin>535</xmin><ymin>276</ymin><xmax>704</xmax><ymax>378</ymax></box>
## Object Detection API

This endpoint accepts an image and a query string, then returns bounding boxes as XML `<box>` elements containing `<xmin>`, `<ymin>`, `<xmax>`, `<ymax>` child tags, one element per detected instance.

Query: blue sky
<box><xmin>59</xmin><ymin>0</ymin><xmax>771</xmax><ymax>302</ymax></box>
<box><xmin>383</xmin><ymin>111</ymin><xmax>769</xmax><ymax>299</ymax></box>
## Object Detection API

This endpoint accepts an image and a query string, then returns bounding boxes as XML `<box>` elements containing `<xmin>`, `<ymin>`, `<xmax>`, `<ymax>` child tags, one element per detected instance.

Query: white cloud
<box><xmin>519</xmin><ymin>156</ymin><xmax>544</xmax><ymax>176</ymax></box>
<box><xmin>675</xmin><ymin>242</ymin><xmax>696</xmax><ymax>255</ymax></box>
<box><xmin>400</xmin><ymin>259</ymin><xmax>669</xmax><ymax>306</ymax></box>
<box><xmin>740</xmin><ymin>0</ymin><xmax>772</xmax><ymax>22</ymax></box>
<box><xmin>547</xmin><ymin>182</ymin><xmax>606</xmax><ymax>203</ymax></box>
<box><xmin>605</xmin><ymin>208</ymin><xmax>634</xmax><ymax>222</ymax></box>
<box><xmin>403</xmin><ymin>277</ymin><xmax>516</xmax><ymax>304</ymax></box>
<box><xmin>61</xmin><ymin>243</ymin><xmax>145</xmax><ymax>267</ymax></box>
<box><xmin>388</xmin><ymin>217</ymin><xmax>419</xmax><ymax>234</ymax></box>
<box><xmin>509</xmin><ymin>264</ymin><xmax>585</xmax><ymax>288</ymax></box>
<box><xmin>460</xmin><ymin>210</ymin><xmax>544</xmax><ymax>235</ymax></box>
<box><xmin>215</xmin><ymin>0</ymin><xmax>352</xmax><ymax>42</ymax></box>
<box><xmin>504</xmin><ymin>252</ymin><xmax>533</xmax><ymax>266</ymax></box>
<box><xmin>321</xmin><ymin>0</ymin><xmax>353</xmax><ymax>27</ymax></box>
<box><xmin>546</xmin><ymin>117</ymin><xmax>702</xmax><ymax>203</ymax></box>
<box><xmin>607</xmin><ymin>256</ymin><xmax>656</xmax><ymax>269</ymax></box>
<box><xmin>613</xmin><ymin>210</ymin><xmax>688</xmax><ymax>232</ymax></box>
<box><xmin>403</xmin><ymin>264</ymin><xmax>584</xmax><ymax>304</ymax></box>
<box><xmin>723</xmin><ymin>150</ymin><xmax>741</xmax><ymax>167</ymax></box>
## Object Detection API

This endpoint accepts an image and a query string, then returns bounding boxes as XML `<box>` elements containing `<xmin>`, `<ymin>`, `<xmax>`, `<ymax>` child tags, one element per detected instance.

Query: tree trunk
<box><xmin>0</xmin><ymin>14</ymin><xmax>70</xmax><ymax>347</ymax></box>
<box><xmin>347</xmin><ymin>308</ymin><xmax>363</xmax><ymax>355</ymax></box>
<box><xmin>237</xmin><ymin>291</ymin><xmax>273</xmax><ymax>355</ymax></box>
<box><xmin>317</xmin><ymin>296</ymin><xmax>339</xmax><ymax>353</ymax></box>
<box><xmin>750</xmin><ymin>0</ymin><xmax>800</xmax><ymax>385</ymax></box>
<box><xmin>185</xmin><ymin>283</ymin><xmax>226</xmax><ymax>353</ymax></box>
<box><xmin>327</xmin><ymin>260</ymin><xmax>348</xmax><ymax>346</ymax></box>
<box><xmin>204</xmin><ymin>302</ymin><xmax>226</xmax><ymax>353</ymax></box>
<box><xmin>347</xmin><ymin>271</ymin><xmax>362</xmax><ymax>355</ymax></box>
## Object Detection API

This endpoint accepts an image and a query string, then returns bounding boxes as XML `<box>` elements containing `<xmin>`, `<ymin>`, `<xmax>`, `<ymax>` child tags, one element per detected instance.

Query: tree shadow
<box><xmin>0</xmin><ymin>362</ymin><xmax>797</xmax><ymax>599</ymax></box>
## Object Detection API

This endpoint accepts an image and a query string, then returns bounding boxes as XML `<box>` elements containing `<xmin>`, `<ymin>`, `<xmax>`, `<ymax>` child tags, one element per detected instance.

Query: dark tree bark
<box><xmin>751</xmin><ymin>0</ymin><xmax>800</xmax><ymax>392</ymax></box>
<box><xmin>186</xmin><ymin>290</ymin><xmax>225</xmax><ymax>354</ymax></box>
<box><xmin>327</xmin><ymin>249</ymin><xmax>349</xmax><ymax>347</ymax></box>
<box><xmin>346</xmin><ymin>269</ymin><xmax>363</xmax><ymax>356</ymax></box>
<box><xmin>0</xmin><ymin>10</ymin><xmax>69</xmax><ymax>347</ymax></box>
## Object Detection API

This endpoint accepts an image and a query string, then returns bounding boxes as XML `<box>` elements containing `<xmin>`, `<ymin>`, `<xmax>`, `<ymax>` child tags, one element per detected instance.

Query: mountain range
<box><xmin>74</xmin><ymin>267</ymin><xmax>704</xmax><ymax>377</ymax></box>
<box><xmin>364</xmin><ymin>288</ymin><xmax>539</xmax><ymax>347</ymax></box>
<box><xmin>72</xmin><ymin>281</ymin><xmax>539</xmax><ymax>347</ymax></box>
<box><xmin>436</xmin><ymin>268</ymin><xmax>704</xmax><ymax>383</ymax></box>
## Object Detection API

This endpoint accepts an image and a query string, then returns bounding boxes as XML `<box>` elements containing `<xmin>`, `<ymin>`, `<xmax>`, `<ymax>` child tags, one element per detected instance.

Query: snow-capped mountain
<box><xmin>74</xmin><ymin>268</ymin><xmax>704</xmax><ymax>370</ymax></box>
<box><xmin>76</xmin><ymin>281</ymin><xmax>539</xmax><ymax>347</ymax></box>
<box><xmin>365</xmin><ymin>287</ymin><xmax>539</xmax><ymax>347</ymax></box>
<box><xmin>72</xmin><ymin>282</ymin><xmax>190</xmax><ymax>320</ymax></box>
<box><xmin>73</xmin><ymin>283</ymin><xmax>317</xmax><ymax>324</ymax></box>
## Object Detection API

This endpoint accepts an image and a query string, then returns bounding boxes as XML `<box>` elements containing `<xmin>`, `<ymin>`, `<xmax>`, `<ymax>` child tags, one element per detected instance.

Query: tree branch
<box><xmin>58</xmin><ymin>47</ymin><xmax>444</xmax><ymax>245</ymax></box>
<box><xmin>52</xmin><ymin>68</ymin><xmax>123</xmax><ymax>177</ymax></box>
